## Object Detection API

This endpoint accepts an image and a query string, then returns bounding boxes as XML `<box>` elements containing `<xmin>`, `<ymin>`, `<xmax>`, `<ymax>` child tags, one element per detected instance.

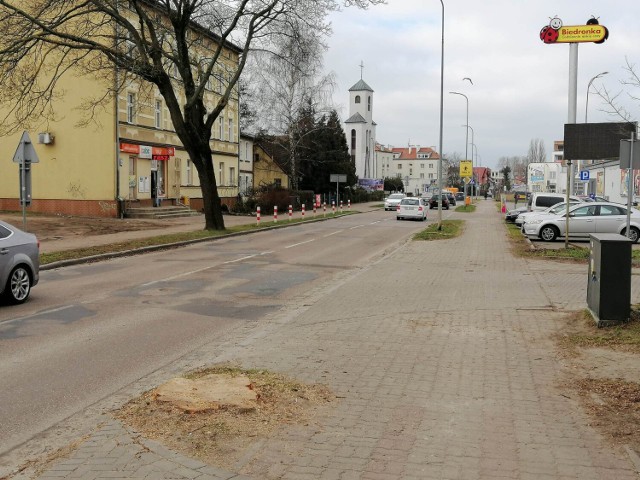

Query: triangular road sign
<box><xmin>12</xmin><ymin>131</ymin><xmax>40</xmax><ymax>164</ymax></box>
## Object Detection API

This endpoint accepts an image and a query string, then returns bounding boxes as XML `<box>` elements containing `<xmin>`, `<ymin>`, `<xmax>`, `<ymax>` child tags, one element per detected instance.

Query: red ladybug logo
<box><xmin>540</xmin><ymin>26</ymin><xmax>559</xmax><ymax>44</ymax></box>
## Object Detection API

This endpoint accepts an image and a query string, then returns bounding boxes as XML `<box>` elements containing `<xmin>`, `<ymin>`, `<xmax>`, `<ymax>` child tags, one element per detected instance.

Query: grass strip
<box><xmin>413</xmin><ymin>220</ymin><xmax>464</xmax><ymax>241</ymax></box>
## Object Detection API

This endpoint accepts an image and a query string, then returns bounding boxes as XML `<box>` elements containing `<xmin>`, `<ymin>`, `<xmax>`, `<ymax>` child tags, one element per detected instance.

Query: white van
<box><xmin>527</xmin><ymin>193</ymin><xmax>583</xmax><ymax>212</ymax></box>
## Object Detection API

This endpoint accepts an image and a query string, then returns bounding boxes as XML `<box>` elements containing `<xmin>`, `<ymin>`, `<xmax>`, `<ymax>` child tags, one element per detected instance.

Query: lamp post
<box><xmin>450</xmin><ymin>91</ymin><xmax>469</xmax><ymax>200</ymax></box>
<box><xmin>463</xmin><ymin>124</ymin><xmax>474</xmax><ymax>195</ymax></box>
<box><xmin>436</xmin><ymin>0</ymin><xmax>445</xmax><ymax>229</ymax></box>
<box><xmin>585</xmin><ymin>71</ymin><xmax>608</xmax><ymax>123</ymax></box>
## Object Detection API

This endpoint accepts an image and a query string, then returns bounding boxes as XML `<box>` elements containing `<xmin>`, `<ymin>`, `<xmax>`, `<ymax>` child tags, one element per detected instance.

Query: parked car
<box><xmin>522</xmin><ymin>202</ymin><xmax>640</xmax><ymax>243</ymax></box>
<box><xmin>527</xmin><ymin>193</ymin><xmax>582</xmax><ymax>212</ymax></box>
<box><xmin>429</xmin><ymin>194</ymin><xmax>450</xmax><ymax>210</ymax></box>
<box><xmin>397</xmin><ymin>197</ymin><xmax>428</xmax><ymax>221</ymax></box>
<box><xmin>515</xmin><ymin>201</ymin><xmax>583</xmax><ymax>228</ymax></box>
<box><xmin>0</xmin><ymin>220</ymin><xmax>40</xmax><ymax>304</ymax></box>
<box><xmin>455</xmin><ymin>192</ymin><xmax>465</xmax><ymax>203</ymax></box>
<box><xmin>505</xmin><ymin>206</ymin><xmax>528</xmax><ymax>223</ymax></box>
<box><xmin>384</xmin><ymin>193</ymin><xmax>406</xmax><ymax>211</ymax></box>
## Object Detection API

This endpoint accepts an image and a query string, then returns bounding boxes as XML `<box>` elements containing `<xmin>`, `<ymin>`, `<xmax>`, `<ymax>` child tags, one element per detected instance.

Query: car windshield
<box><xmin>401</xmin><ymin>199</ymin><xmax>419</xmax><ymax>205</ymax></box>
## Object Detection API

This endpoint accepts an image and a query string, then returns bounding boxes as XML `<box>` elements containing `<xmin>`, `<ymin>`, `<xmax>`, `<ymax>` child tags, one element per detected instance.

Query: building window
<box><xmin>274</xmin><ymin>178</ymin><xmax>282</xmax><ymax>187</ymax></box>
<box><xmin>421</xmin><ymin>163</ymin><xmax>425</xmax><ymax>168</ymax></box>
<box><xmin>186</xmin><ymin>159</ymin><xmax>193</xmax><ymax>185</ymax></box>
<box><xmin>420</xmin><ymin>173</ymin><xmax>425</xmax><ymax>179</ymax></box>
<box><xmin>126</xmin><ymin>93</ymin><xmax>136</xmax><ymax>124</ymax></box>
<box><xmin>228</xmin><ymin>118</ymin><xmax>233</xmax><ymax>142</ymax></box>
<box><xmin>397</xmin><ymin>164</ymin><xmax>402</xmax><ymax>169</ymax></box>
<box><xmin>218</xmin><ymin>115</ymin><xmax>224</xmax><ymax>140</ymax></box>
<box><xmin>367</xmin><ymin>96</ymin><xmax>371</xmax><ymax>112</ymax></box>
<box><xmin>230</xmin><ymin>167</ymin><xmax>236</xmax><ymax>186</ymax></box>
<box><xmin>429</xmin><ymin>163</ymin><xmax>433</xmax><ymax>169</ymax></box>
<box><xmin>154</xmin><ymin>100</ymin><xmax>162</xmax><ymax>129</ymax></box>
<box><xmin>351</xmin><ymin>129</ymin><xmax>356</xmax><ymax>150</ymax></box>
<box><xmin>219</xmin><ymin>162</ymin><xmax>225</xmax><ymax>185</ymax></box>
<box><xmin>355</xmin><ymin>95</ymin><xmax>361</xmax><ymax>104</ymax></box>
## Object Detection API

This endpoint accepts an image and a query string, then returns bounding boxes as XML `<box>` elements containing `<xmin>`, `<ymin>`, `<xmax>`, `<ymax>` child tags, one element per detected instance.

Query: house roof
<box><xmin>349</xmin><ymin>79</ymin><xmax>374</xmax><ymax>92</ymax></box>
<box><xmin>391</xmin><ymin>146</ymin><xmax>440</xmax><ymax>160</ymax></box>
<box><xmin>345</xmin><ymin>112</ymin><xmax>367</xmax><ymax>124</ymax></box>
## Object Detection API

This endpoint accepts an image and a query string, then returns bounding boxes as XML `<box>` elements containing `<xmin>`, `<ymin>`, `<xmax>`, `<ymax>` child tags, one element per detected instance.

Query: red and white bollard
<box><xmin>274</xmin><ymin>206</ymin><xmax>278</xmax><ymax>223</ymax></box>
<box><xmin>332</xmin><ymin>201</ymin><xmax>336</xmax><ymax>214</ymax></box>
<box><xmin>348</xmin><ymin>199</ymin><xmax>351</xmax><ymax>210</ymax></box>
<box><xmin>340</xmin><ymin>201</ymin><xmax>343</xmax><ymax>213</ymax></box>
<box><xmin>313</xmin><ymin>203</ymin><xmax>317</xmax><ymax>217</ymax></box>
<box><xmin>288</xmin><ymin>204</ymin><xmax>292</xmax><ymax>221</ymax></box>
<box><xmin>302</xmin><ymin>204</ymin><xmax>305</xmax><ymax>219</ymax></box>
<box><xmin>323</xmin><ymin>202</ymin><xmax>326</xmax><ymax>217</ymax></box>
<box><xmin>257</xmin><ymin>206</ymin><xmax>261</xmax><ymax>225</ymax></box>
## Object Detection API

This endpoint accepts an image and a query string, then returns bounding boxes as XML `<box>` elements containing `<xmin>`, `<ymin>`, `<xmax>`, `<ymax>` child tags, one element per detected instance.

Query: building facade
<box><xmin>0</xmin><ymin>7</ymin><xmax>241</xmax><ymax>217</ymax></box>
<box><xmin>390</xmin><ymin>146</ymin><xmax>440</xmax><ymax>195</ymax></box>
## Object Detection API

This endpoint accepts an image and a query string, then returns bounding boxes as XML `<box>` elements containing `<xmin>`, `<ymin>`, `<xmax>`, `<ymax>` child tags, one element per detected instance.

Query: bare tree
<box><xmin>527</xmin><ymin>138</ymin><xmax>547</xmax><ymax>163</ymax></box>
<box><xmin>593</xmin><ymin>57</ymin><xmax>640</xmax><ymax>124</ymax></box>
<box><xmin>0</xmin><ymin>0</ymin><xmax>384</xmax><ymax>230</ymax></box>
<box><xmin>244</xmin><ymin>19</ymin><xmax>335</xmax><ymax>190</ymax></box>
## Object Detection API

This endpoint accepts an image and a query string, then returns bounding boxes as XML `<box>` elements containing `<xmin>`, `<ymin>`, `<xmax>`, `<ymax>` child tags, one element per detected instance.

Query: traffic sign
<box><xmin>579</xmin><ymin>170</ymin><xmax>590</xmax><ymax>181</ymax></box>
<box><xmin>460</xmin><ymin>161</ymin><xmax>472</xmax><ymax>177</ymax></box>
<box><xmin>12</xmin><ymin>131</ymin><xmax>40</xmax><ymax>164</ymax></box>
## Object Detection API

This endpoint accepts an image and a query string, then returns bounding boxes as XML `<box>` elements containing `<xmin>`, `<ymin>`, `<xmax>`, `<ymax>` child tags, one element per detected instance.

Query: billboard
<box><xmin>540</xmin><ymin>17</ymin><xmax>608</xmax><ymax>45</ymax></box>
<box><xmin>358</xmin><ymin>178</ymin><xmax>384</xmax><ymax>192</ymax></box>
<box><xmin>564</xmin><ymin>122</ymin><xmax>637</xmax><ymax>160</ymax></box>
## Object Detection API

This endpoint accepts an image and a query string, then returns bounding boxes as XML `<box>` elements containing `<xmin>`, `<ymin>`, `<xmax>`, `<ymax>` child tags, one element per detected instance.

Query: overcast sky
<box><xmin>324</xmin><ymin>1</ymin><xmax>640</xmax><ymax>170</ymax></box>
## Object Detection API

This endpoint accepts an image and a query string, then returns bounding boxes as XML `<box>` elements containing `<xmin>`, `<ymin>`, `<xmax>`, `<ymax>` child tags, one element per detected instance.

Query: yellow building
<box><xmin>0</xmin><ymin>10</ymin><xmax>240</xmax><ymax>218</ymax></box>
<box><xmin>253</xmin><ymin>145</ymin><xmax>290</xmax><ymax>190</ymax></box>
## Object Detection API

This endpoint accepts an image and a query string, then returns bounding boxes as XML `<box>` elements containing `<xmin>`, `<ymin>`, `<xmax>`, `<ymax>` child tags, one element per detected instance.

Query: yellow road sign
<box><xmin>460</xmin><ymin>161</ymin><xmax>472</xmax><ymax>178</ymax></box>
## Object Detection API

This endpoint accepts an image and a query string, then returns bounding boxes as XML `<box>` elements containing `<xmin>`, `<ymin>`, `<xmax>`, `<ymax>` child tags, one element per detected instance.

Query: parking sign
<box><xmin>580</xmin><ymin>170</ymin><xmax>590</xmax><ymax>181</ymax></box>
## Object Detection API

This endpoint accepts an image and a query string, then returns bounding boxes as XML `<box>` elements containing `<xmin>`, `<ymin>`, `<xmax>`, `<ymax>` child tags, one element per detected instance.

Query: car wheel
<box><xmin>623</xmin><ymin>226</ymin><xmax>640</xmax><ymax>243</ymax></box>
<box><xmin>4</xmin><ymin>265</ymin><xmax>31</xmax><ymax>304</ymax></box>
<box><xmin>397</xmin><ymin>216</ymin><xmax>401</xmax><ymax>221</ymax></box>
<box><xmin>540</xmin><ymin>225</ymin><xmax>558</xmax><ymax>242</ymax></box>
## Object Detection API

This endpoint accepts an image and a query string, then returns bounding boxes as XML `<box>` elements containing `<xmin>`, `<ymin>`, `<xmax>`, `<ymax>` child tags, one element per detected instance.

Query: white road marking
<box><xmin>140</xmin><ymin>251</ymin><xmax>274</xmax><ymax>286</ymax></box>
<box><xmin>323</xmin><ymin>230</ymin><xmax>344</xmax><ymax>238</ymax></box>
<box><xmin>285</xmin><ymin>239</ymin><xmax>316</xmax><ymax>249</ymax></box>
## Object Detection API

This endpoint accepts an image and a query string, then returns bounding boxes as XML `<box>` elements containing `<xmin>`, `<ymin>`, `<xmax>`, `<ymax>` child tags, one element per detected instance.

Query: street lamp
<box><xmin>463</xmin><ymin>124</ymin><xmax>474</xmax><ymax>195</ymax></box>
<box><xmin>585</xmin><ymin>71</ymin><xmax>608</xmax><ymax>123</ymax></box>
<box><xmin>449</xmin><ymin>92</ymin><xmax>469</xmax><ymax>161</ymax></box>
<box><xmin>436</xmin><ymin>0</ymin><xmax>445</xmax><ymax>229</ymax></box>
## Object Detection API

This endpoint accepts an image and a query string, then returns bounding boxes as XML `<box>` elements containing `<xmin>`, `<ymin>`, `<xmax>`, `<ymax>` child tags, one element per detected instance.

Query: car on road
<box><xmin>397</xmin><ymin>197</ymin><xmax>428</xmax><ymax>221</ymax></box>
<box><xmin>429</xmin><ymin>194</ymin><xmax>450</xmax><ymax>210</ymax></box>
<box><xmin>455</xmin><ymin>192</ymin><xmax>465</xmax><ymax>203</ymax></box>
<box><xmin>384</xmin><ymin>193</ymin><xmax>406</xmax><ymax>211</ymax></box>
<box><xmin>445</xmin><ymin>192</ymin><xmax>456</xmax><ymax>206</ymax></box>
<box><xmin>0</xmin><ymin>220</ymin><xmax>40</xmax><ymax>304</ymax></box>
<box><xmin>522</xmin><ymin>202</ymin><xmax>640</xmax><ymax>243</ymax></box>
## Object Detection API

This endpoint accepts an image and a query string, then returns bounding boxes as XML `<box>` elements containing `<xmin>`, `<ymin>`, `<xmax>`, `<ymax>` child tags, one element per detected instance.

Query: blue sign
<box><xmin>580</xmin><ymin>170</ymin><xmax>590</xmax><ymax>181</ymax></box>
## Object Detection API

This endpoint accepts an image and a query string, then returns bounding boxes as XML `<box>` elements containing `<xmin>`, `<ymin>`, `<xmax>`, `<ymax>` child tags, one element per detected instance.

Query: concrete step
<box><xmin>125</xmin><ymin>205</ymin><xmax>201</xmax><ymax>219</ymax></box>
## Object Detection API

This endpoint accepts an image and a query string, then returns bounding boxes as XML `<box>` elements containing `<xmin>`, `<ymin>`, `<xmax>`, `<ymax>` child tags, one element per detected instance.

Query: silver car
<box><xmin>384</xmin><ymin>193</ymin><xmax>405</xmax><ymax>211</ymax></box>
<box><xmin>396</xmin><ymin>197</ymin><xmax>428</xmax><ymax>221</ymax></box>
<box><xmin>0</xmin><ymin>220</ymin><xmax>40</xmax><ymax>304</ymax></box>
<box><xmin>522</xmin><ymin>202</ymin><xmax>640</xmax><ymax>243</ymax></box>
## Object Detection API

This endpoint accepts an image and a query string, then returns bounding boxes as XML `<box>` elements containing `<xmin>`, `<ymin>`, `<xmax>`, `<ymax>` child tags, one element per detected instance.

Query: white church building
<box><xmin>344</xmin><ymin>79</ymin><xmax>377</xmax><ymax>180</ymax></box>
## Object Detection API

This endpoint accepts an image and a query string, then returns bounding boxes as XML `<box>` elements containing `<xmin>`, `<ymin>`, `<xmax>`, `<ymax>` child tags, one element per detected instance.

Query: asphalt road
<box><xmin>0</xmin><ymin>208</ymin><xmax>447</xmax><ymax>472</ymax></box>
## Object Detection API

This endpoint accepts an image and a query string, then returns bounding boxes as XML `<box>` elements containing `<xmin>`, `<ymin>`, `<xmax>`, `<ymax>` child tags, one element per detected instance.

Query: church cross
<box><xmin>359</xmin><ymin>61</ymin><xmax>364</xmax><ymax>79</ymax></box>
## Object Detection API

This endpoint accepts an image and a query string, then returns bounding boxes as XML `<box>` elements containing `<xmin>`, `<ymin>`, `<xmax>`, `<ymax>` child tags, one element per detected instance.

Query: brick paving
<box><xmin>17</xmin><ymin>200</ymin><xmax>640</xmax><ymax>479</ymax></box>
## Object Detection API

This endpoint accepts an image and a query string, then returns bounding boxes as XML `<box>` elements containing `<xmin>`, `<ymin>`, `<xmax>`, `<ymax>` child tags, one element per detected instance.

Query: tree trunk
<box><xmin>192</xmin><ymin>146</ymin><xmax>225</xmax><ymax>231</ymax></box>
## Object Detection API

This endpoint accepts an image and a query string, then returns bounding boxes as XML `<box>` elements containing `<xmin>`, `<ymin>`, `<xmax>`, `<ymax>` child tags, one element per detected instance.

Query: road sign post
<box><xmin>12</xmin><ymin>131</ymin><xmax>40</xmax><ymax>229</ymax></box>
<box><xmin>330</xmin><ymin>174</ymin><xmax>347</xmax><ymax>210</ymax></box>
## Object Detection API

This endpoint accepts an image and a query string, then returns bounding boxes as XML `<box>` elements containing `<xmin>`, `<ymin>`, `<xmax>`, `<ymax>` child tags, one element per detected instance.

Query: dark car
<box><xmin>0</xmin><ymin>220</ymin><xmax>40</xmax><ymax>304</ymax></box>
<box><xmin>455</xmin><ymin>192</ymin><xmax>465</xmax><ymax>203</ymax></box>
<box><xmin>429</xmin><ymin>194</ymin><xmax>450</xmax><ymax>210</ymax></box>
<box><xmin>505</xmin><ymin>206</ymin><xmax>528</xmax><ymax>223</ymax></box>
<box><xmin>445</xmin><ymin>192</ymin><xmax>456</xmax><ymax>206</ymax></box>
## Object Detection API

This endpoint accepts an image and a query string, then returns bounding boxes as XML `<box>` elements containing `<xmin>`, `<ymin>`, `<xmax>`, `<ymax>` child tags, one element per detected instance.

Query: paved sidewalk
<box><xmin>14</xmin><ymin>200</ymin><xmax>640</xmax><ymax>479</ymax></box>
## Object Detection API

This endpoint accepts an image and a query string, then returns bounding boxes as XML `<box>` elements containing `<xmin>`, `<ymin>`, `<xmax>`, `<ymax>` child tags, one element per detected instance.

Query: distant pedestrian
<box><xmin>484</xmin><ymin>192</ymin><xmax>488</xmax><ymax>200</ymax></box>
<box><xmin>514</xmin><ymin>193</ymin><xmax>518</xmax><ymax>206</ymax></box>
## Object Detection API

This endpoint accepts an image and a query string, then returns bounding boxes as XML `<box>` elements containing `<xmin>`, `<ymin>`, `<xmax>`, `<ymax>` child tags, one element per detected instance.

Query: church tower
<box><xmin>345</xmin><ymin>77</ymin><xmax>377</xmax><ymax>179</ymax></box>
